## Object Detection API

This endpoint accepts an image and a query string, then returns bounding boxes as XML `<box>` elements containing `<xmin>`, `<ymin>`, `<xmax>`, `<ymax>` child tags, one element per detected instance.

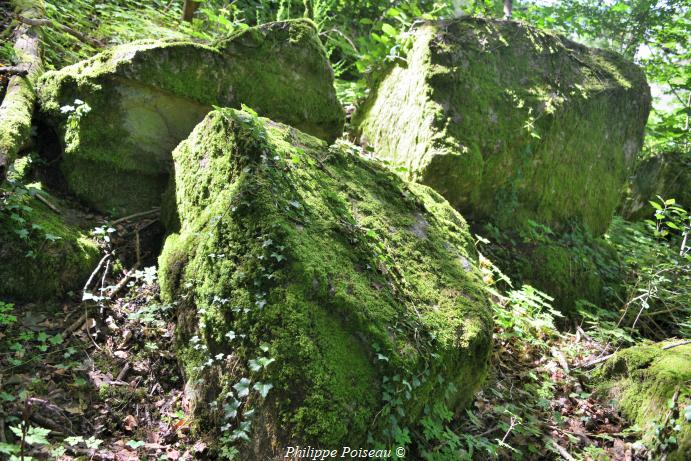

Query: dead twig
<box><xmin>65</xmin><ymin>313</ymin><xmax>86</xmax><ymax>335</ymax></box>
<box><xmin>83</xmin><ymin>253</ymin><xmax>111</xmax><ymax>295</ymax></box>
<box><xmin>109</xmin><ymin>263</ymin><xmax>140</xmax><ymax>299</ymax></box>
<box><xmin>111</xmin><ymin>208</ymin><xmax>160</xmax><ymax>226</ymax></box>
<box><xmin>117</xmin><ymin>362</ymin><xmax>131</xmax><ymax>382</ymax></box>
<box><xmin>579</xmin><ymin>353</ymin><xmax>614</xmax><ymax>369</ymax></box>
<box><xmin>549</xmin><ymin>437</ymin><xmax>576</xmax><ymax>461</ymax></box>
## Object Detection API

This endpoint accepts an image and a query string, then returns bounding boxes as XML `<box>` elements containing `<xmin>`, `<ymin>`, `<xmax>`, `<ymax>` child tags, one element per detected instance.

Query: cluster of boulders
<box><xmin>2</xmin><ymin>15</ymin><xmax>687</xmax><ymax>459</ymax></box>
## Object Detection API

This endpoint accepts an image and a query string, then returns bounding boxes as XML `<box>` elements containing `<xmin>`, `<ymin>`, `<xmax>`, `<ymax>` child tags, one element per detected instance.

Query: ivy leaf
<box><xmin>248</xmin><ymin>359</ymin><xmax>262</xmax><ymax>372</ymax></box>
<box><xmin>126</xmin><ymin>440</ymin><xmax>145</xmax><ymax>449</ymax></box>
<box><xmin>224</xmin><ymin>398</ymin><xmax>241</xmax><ymax>419</ymax></box>
<box><xmin>233</xmin><ymin>378</ymin><xmax>251</xmax><ymax>398</ymax></box>
<box><xmin>253</xmin><ymin>382</ymin><xmax>273</xmax><ymax>398</ymax></box>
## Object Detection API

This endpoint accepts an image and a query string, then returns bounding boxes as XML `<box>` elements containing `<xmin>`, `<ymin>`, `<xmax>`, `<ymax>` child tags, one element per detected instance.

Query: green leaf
<box><xmin>649</xmin><ymin>200</ymin><xmax>663</xmax><ymax>210</ymax></box>
<box><xmin>233</xmin><ymin>378</ymin><xmax>251</xmax><ymax>398</ymax></box>
<box><xmin>253</xmin><ymin>382</ymin><xmax>273</xmax><ymax>398</ymax></box>
<box><xmin>381</xmin><ymin>23</ymin><xmax>397</xmax><ymax>37</ymax></box>
<box><xmin>25</xmin><ymin>426</ymin><xmax>51</xmax><ymax>445</ymax></box>
<box><xmin>126</xmin><ymin>440</ymin><xmax>145</xmax><ymax>449</ymax></box>
<box><xmin>224</xmin><ymin>398</ymin><xmax>241</xmax><ymax>419</ymax></box>
<box><xmin>64</xmin><ymin>436</ymin><xmax>85</xmax><ymax>446</ymax></box>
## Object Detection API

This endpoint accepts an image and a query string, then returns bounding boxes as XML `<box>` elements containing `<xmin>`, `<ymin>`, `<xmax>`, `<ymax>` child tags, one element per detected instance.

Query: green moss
<box><xmin>519</xmin><ymin>244</ymin><xmax>603</xmax><ymax>313</ymax></box>
<box><xmin>37</xmin><ymin>19</ymin><xmax>344</xmax><ymax>216</ymax></box>
<box><xmin>0</xmin><ymin>0</ymin><xmax>44</xmax><ymax>175</ymax></box>
<box><xmin>593</xmin><ymin>342</ymin><xmax>691</xmax><ymax>460</ymax></box>
<box><xmin>355</xmin><ymin>17</ymin><xmax>651</xmax><ymax>235</ymax></box>
<box><xmin>0</xmin><ymin>184</ymin><xmax>100</xmax><ymax>301</ymax></box>
<box><xmin>479</xmin><ymin>219</ymin><xmax>624</xmax><ymax>314</ymax></box>
<box><xmin>159</xmin><ymin>109</ymin><xmax>492</xmax><ymax>453</ymax></box>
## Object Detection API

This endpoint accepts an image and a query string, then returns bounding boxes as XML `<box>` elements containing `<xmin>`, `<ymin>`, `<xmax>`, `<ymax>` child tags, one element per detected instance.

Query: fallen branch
<box><xmin>15</xmin><ymin>15</ymin><xmax>103</xmax><ymax>48</ymax></box>
<box><xmin>0</xmin><ymin>66</ymin><xmax>28</xmax><ymax>77</ymax></box>
<box><xmin>662</xmin><ymin>340</ymin><xmax>691</xmax><ymax>350</ymax></box>
<box><xmin>579</xmin><ymin>353</ymin><xmax>614</xmax><ymax>369</ymax></box>
<box><xmin>35</xmin><ymin>192</ymin><xmax>61</xmax><ymax>214</ymax></box>
<box><xmin>111</xmin><ymin>207</ymin><xmax>160</xmax><ymax>226</ymax></box>
<box><xmin>65</xmin><ymin>313</ymin><xmax>87</xmax><ymax>335</ymax></box>
<box><xmin>549</xmin><ymin>438</ymin><xmax>576</xmax><ymax>461</ymax></box>
<box><xmin>83</xmin><ymin>253</ymin><xmax>111</xmax><ymax>295</ymax></box>
<box><xmin>0</xmin><ymin>0</ymin><xmax>45</xmax><ymax>181</ymax></box>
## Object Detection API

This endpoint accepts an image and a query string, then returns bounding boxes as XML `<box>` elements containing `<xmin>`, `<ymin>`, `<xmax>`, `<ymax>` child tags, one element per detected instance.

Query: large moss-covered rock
<box><xmin>38</xmin><ymin>19</ymin><xmax>344</xmax><ymax>216</ymax></box>
<box><xmin>159</xmin><ymin>109</ymin><xmax>492</xmax><ymax>457</ymax></box>
<box><xmin>0</xmin><ymin>184</ymin><xmax>99</xmax><ymax>301</ymax></box>
<box><xmin>355</xmin><ymin>17</ymin><xmax>651</xmax><ymax>235</ymax></box>
<box><xmin>621</xmin><ymin>151</ymin><xmax>691</xmax><ymax>221</ymax></box>
<box><xmin>479</xmin><ymin>223</ymin><xmax>623</xmax><ymax>314</ymax></box>
<box><xmin>593</xmin><ymin>342</ymin><xmax>691</xmax><ymax>460</ymax></box>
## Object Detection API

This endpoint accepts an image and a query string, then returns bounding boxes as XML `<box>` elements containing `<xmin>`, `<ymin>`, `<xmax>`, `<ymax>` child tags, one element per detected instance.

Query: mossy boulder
<box><xmin>0</xmin><ymin>184</ymin><xmax>99</xmax><ymax>301</ymax></box>
<box><xmin>480</xmin><ymin>224</ymin><xmax>622</xmax><ymax>314</ymax></box>
<box><xmin>355</xmin><ymin>17</ymin><xmax>651</xmax><ymax>235</ymax></box>
<box><xmin>159</xmin><ymin>109</ymin><xmax>492</xmax><ymax>456</ymax></box>
<box><xmin>621</xmin><ymin>151</ymin><xmax>691</xmax><ymax>221</ymax></box>
<box><xmin>593</xmin><ymin>342</ymin><xmax>691</xmax><ymax>460</ymax></box>
<box><xmin>518</xmin><ymin>244</ymin><xmax>605</xmax><ymax>312</ymax></box>
<box><xmin>37</xmin><ymin>19</ymin><xmax>344</xmax><ymax>217</ymax></box>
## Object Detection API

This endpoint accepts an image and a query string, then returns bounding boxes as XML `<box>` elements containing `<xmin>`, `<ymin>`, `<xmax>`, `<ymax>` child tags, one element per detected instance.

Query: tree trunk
<box><xmin>503</xmin><ymin>0</ymin><xmax>513</xmax><ymax>19</ymax></box>
<box><xmin>0</xmin><ymin>0</ymin><xmax>45</xmax><ymax>181</ymax></box>
<box><xmin>181</xmin><ymin>0</ymin><xmax>199</xmax><ymax>22</ymax></box>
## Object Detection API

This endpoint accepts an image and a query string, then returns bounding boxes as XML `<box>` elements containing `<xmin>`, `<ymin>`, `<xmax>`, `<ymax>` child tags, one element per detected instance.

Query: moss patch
<box><xmin>478</xmin><ymin>220</ymin><xmax>623</xmax><ymax>315</ymax></box>
<box><xmin>37</xmin><ymin>19</ymin><xmax>344</xmax><ymax>216</ymax></box>
<box><xmin>159</xmin><ymin>109</ymin><xmax>492</xmax><ymax>455</ymax></box>
<box><xmin>593</xmin><ymin>342</ymin><xmax>691</xmax><ymax>460</ymax></box>
<box><xmin>355</xmin><ymin>17</ymin><xmax>651</xmax><ymax>235</ymax></box>
<box><xmin>0</xmin><ymin>183</ymin><xmax>99</xmax><ymax>301</ymax></box>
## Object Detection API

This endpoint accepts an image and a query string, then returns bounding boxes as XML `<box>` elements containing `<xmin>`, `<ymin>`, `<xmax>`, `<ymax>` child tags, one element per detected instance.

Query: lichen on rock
<box><xmin>355</xmin><ymin>17</ymin><xmax>651</xmax><ymax>235</ymax></box>
<box><xmin>37</xmin><ymin>19</ymin><xmax>344</xmax><ymax>217</ymax></box>
<box><xmin>593</xmin><ymin>342</ymin><xmax>691</xmax><ymax>460</ymax></box>
<box><xmin>158</xmin><ymin>108</ymin><xmax>492</xmax><ymax>457</ymax></box>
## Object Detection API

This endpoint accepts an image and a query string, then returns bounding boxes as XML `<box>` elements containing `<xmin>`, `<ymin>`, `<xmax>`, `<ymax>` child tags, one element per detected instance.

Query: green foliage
<box><xmin>606</xmin><ymin>199</ymin><xmax>690</xmax><ymax>339</ymax></box>
<box><xmin>0</xmin><ymin>42</ymin><xmax>17</xmax><ymax>66</ymax></box>
<box><xmin>515</xmin><ymin>0</ymin><xmax>690</xmax><ymax>155</ymax></box>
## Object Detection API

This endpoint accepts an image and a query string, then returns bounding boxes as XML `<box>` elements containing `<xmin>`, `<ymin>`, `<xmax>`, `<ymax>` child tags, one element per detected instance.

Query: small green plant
<box><xmin>0</xmin><ymin>301</ymin><xmax>17</xmax><ymax>326</ymax></box>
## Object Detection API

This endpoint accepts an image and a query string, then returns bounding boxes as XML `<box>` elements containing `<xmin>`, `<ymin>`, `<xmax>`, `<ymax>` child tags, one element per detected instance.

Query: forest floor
<box><xmin>0</xmin><ymin>212</ymin><xmax>666</xmax><ymax>461</ymax></box>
